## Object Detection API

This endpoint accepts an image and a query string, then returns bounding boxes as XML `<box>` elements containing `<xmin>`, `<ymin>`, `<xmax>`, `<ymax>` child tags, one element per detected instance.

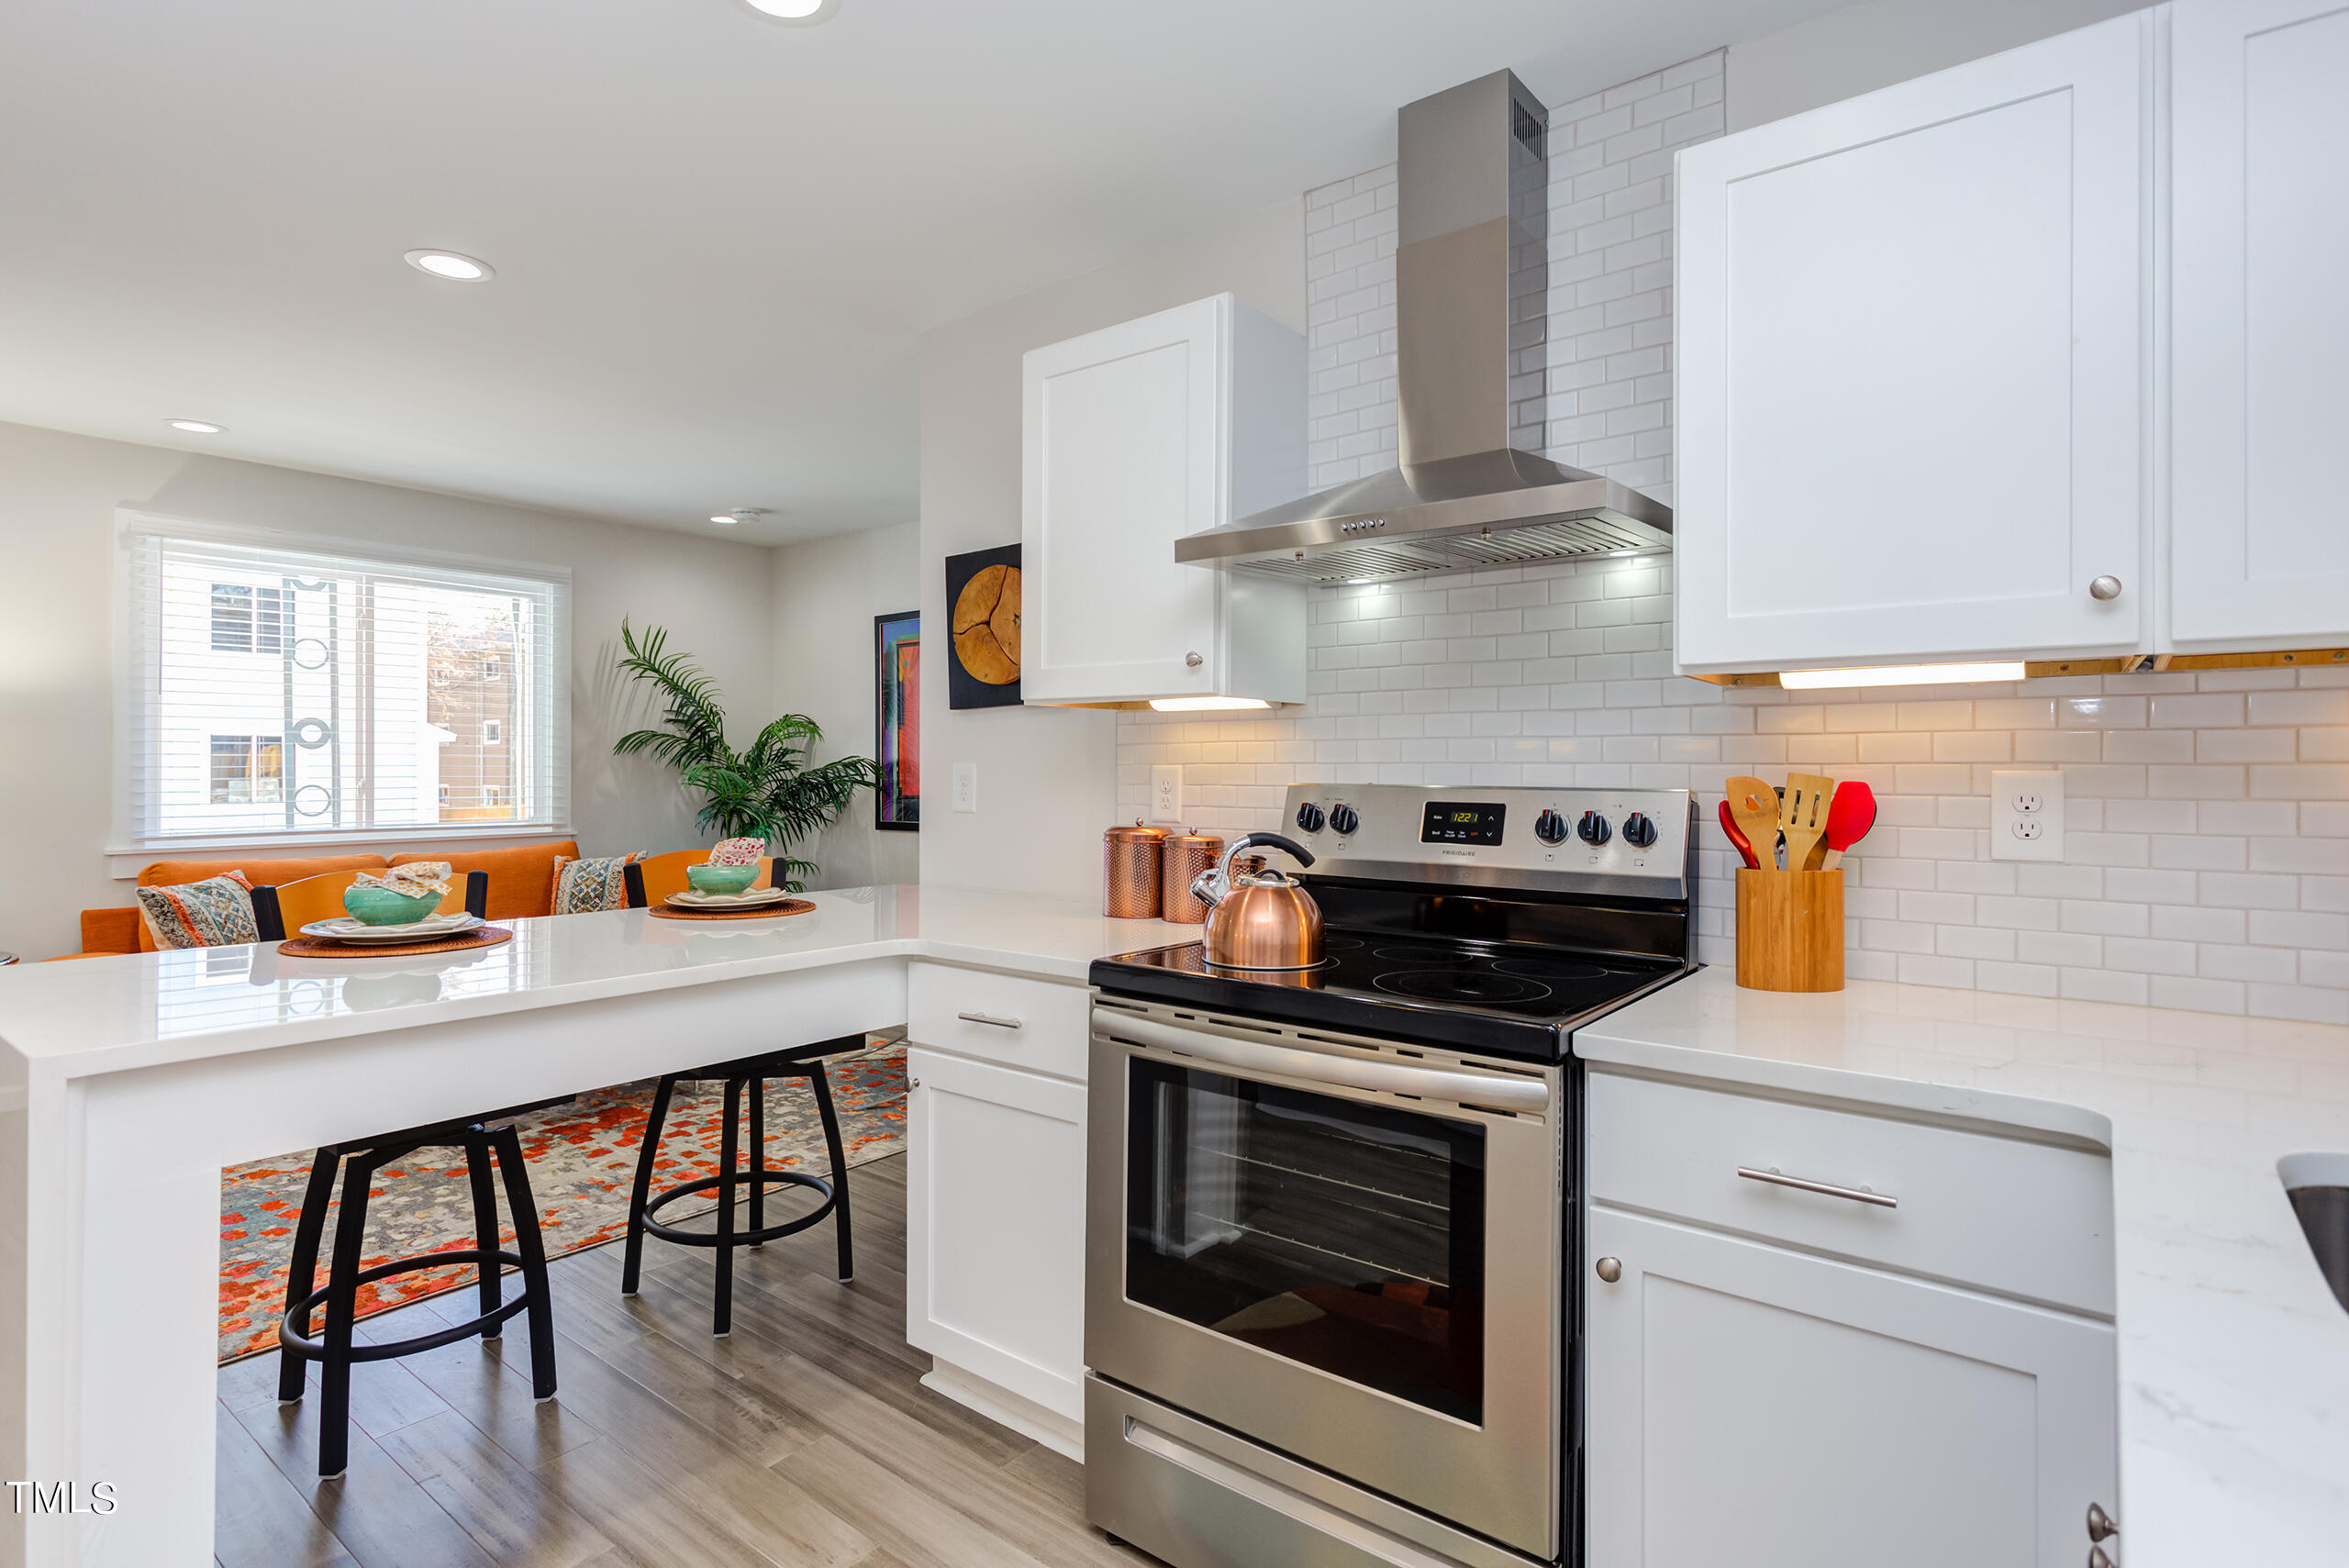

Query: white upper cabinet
<box><xmin>2171</xmin><ymin>0</ymin><xmax>2349</xmax><ymax>650</ymax></box>
<box><xmin>1022</xmin><ymin>294</ymin><xmax>1308</xmax><ymax>706</ymax></box>
<box><xmin>1675</xmin><ymin>15</ymin><xmax>2154</xmax><ymax>673</ymax></box>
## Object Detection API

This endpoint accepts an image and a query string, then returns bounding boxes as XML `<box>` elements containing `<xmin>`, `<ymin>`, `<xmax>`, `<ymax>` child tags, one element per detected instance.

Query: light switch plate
<box><xmin>1150</xmin><ymin>765</ymin><xmax>1184</xmax><ymax>824</ymax></box>
<box><xmin>951</xmin><ymin>762</ymin><xmax>978</xmax><ymax>814</ymax></box>
<box><xmin>1990</xmin><ymin>769</ymin><xmax>2065</xmax><ymax>862</ymax></box>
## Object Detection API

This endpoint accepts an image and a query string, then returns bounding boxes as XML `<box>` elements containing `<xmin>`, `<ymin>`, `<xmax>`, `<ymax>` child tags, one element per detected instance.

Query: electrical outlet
<box><xmin>1990</xmin><ymin>769</ymin><xmax>2065</xmax><ymax>862</ymax></box>
<box><xmin>1150</xmin><ymin>765</ymin><xmax>1184</xmax><ymax>824</ymax></box>
<box><xmin>951</xmin><ymin>762</ymin><xmax>978</xmax><ymax>814</ymax></box>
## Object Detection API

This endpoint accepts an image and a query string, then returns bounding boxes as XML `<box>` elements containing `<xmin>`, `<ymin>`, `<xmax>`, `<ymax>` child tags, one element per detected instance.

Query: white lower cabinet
<box><xmin>1584</xmin><ymin>1074</ymin><xmax>2120</xmax><ymax>1568</ymax></box>
<box><xmin>904</xmin><ymin>1044</ymin><xmax>1087</xmax><ymax>1432</ymax></box>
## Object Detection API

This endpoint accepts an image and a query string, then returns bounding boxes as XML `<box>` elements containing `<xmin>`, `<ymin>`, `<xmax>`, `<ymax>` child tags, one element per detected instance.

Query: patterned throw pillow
<box><xmin>549</xmin><ymin>852</ymin><xmax>645</xmax><ymax>915</ymax></box>
<box><xmin>137</xmin><ymin>871</ymin><xmax>261</xmax><ymax>951</ymax></box>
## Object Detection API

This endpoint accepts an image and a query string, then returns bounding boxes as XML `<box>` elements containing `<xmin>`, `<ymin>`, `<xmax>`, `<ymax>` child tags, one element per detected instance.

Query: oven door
<box><xmin>1086</xmin><ymin>1000</ymin><xmax>1563</xmax><ymax>1561</ymax></box>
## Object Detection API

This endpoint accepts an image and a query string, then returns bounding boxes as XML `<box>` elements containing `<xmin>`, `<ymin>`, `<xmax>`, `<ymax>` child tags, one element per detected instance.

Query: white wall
<box><xmin>1725</xmin><ymin>0</ymin><xmax>2149</xmax><ymax>130</ymax></box>
<box><xmin>0</xmin><ymin>419</ymin><xmax>776</xmax><ymax>960</ymax></box>
<box><xmin>917</xmin><ymin>196</ymin><xmax>1308</xmax><ymax>900</ymax></box>
<box><xmin>770</xmin><ymin>521</ymin><xmax>919</xmax><ymax>891</ymax></box>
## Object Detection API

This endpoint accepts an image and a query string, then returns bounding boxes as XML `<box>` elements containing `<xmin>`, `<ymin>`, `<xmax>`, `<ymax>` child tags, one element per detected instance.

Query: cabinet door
<box><xmin>1585</xmin><ymin>1207</ymin><xmax>2117</xmax><ymax>1568</ymax></box>
<box><xmin>1675</xmin><ymin>15</ymin><xmax>2152</xmax><ymax>672</ymax></box>
<box><xmin>2171</xmin><ymin>0</ymin><xmax>2349</xmax><ymax>650</ymax></box>
<box><xmin>904</xmin><ymin>1048</ymin><xmax>1087</xmax><ymax>1421</ymax></box>
<box><xmin>1022</xmin><ymin>296</ymin><xmax>1225</xmax><ymax>703</ymax></box>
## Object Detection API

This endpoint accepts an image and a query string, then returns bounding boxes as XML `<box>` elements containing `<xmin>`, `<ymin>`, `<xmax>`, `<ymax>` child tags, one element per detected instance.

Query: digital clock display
<box><xmin>1422</xmin><ymin>800</ymin><xmax>1506</xmax><ymax>846</ymax></box>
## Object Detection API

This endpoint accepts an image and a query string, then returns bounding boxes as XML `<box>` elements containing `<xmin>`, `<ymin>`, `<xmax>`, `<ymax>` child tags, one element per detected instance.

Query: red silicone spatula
<box><xmin>1818</xmin><ymin>781</ymin><xmax>1876</xmax><ymax>871</ymax></box>
<box><xmin>1718</xmin><ymin>797</ymin><xmax>1761</xmax><ymax>870</ymax></box>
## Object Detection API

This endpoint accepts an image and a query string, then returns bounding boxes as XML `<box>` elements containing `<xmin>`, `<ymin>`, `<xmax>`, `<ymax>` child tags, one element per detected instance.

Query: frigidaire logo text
<box><xmin>9</xmin><ymin>1481</ymin><xmax>116</xmax><ymax>1515</ymax></box>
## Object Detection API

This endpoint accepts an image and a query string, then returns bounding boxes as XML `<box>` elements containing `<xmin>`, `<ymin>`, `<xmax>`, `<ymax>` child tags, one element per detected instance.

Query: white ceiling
<box><xmin>0</xmin><ymin>0</ymin><xmax>1842</xmax><ymax>544</ymax></box>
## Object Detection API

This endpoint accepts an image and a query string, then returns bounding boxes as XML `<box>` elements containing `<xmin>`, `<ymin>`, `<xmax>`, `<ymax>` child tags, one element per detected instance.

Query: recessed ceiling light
<box><xmin>711</xmin><ymin>508</ymin><xmax>770</xmax><ymax>527</ymax></box>
<box><xmin>404</xmin><ymin>249</ymin><xmax>494</xmax><ymax>282</ymax></box>
<box><xmin>710</xmin><ymin>514</ymin><xmax>739</xmax><ymax>526</ymax></box>
<box><xmin>167</xmin><ymin>419</ymin><xmax>225</xmax><ymax>434</ymax></box>
<box><xmin>741</xmin><ymin>0</ymin><xmax>841</xmax><ymax>23</ymax></box>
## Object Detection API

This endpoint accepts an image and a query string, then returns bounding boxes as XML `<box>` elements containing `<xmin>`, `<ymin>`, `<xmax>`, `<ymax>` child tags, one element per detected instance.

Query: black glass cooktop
<box><xmin>1090</xmin><ymin>928</ymin><xmax>1695</xmax><ymax>1062</ymax></box>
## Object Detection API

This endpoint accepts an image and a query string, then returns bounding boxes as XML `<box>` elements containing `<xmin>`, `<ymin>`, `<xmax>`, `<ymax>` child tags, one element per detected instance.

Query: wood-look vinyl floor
<box><xmin>216</xmin><ymin>1156</ymin><xmax>1154</xmax><ymax>1568</ymax></box>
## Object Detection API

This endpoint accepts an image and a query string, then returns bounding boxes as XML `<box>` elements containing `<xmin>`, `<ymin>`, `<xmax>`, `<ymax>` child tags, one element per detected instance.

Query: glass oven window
<box><xmin>1125</xmin><ymin>1059</ymin><xmax>1486</xmax><ymax>1422</ymax></box>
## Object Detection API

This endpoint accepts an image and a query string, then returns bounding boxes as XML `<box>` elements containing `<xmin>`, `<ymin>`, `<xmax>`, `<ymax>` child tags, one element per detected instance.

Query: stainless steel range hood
<box><xmin>1176</xmin><ymin>71</ymin><xmax>1672</xmax><ymax>584</ymax></box>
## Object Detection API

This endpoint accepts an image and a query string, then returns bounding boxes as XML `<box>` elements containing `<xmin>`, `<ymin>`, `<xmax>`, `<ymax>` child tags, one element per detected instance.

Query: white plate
<box><xmin>300</xmin><ymin>912</ymin><xmax>484</xmax><ymax>944</ymax></box>
<box><xmin>666</xmin><ymin>885</ymin><xmax>789</xmax><ymax>909</ymax></box>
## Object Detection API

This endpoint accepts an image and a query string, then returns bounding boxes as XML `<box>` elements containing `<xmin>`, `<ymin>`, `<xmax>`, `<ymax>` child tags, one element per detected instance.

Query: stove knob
<box><xmin>1578</xmin><ymin>810</ymin><xmax>1612</xmax><ymax>846</ymax></box>
<box><xmin>1296</xmin><ymin>802</ymin><xmax>1326</xmax><ymax>834</ymax></box>
<box><xmin>1622</xmin><ymin>811</ymin><xmax>1658</xmax><ymax>848</ymax></box>
<box><xmin>1534</xmin><ymin>809</ymin><xmax>1568</xmax><ymax>845</ymax></box>
<box><xmin>1330</xmin><ymin>803</ymin><xmax>1360</xmax><ymax>836</ymax></box>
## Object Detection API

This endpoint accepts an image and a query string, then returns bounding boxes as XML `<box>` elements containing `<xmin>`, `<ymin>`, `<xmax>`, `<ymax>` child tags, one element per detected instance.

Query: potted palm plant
<box><xmin>613</xmin><ymin>620</ymin><xmax>882</xmax><ymax>892</ymax></box>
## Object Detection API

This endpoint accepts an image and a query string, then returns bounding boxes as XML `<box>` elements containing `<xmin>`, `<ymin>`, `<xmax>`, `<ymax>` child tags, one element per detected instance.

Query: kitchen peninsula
<box><xmin>0</xmin><ymin>886</ymin><xmax>1179</xmax><ymax>1566</ymax></box>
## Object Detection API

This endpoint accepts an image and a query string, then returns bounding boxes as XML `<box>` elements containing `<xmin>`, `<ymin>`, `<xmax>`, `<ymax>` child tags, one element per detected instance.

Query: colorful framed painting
<box><xmin>874</xmin><ymin>610</ymin><xmax>919</xmax><ymax>830</ymax></box>
<box><xmin>945</xmin><ymin>543</ymin><xmax>1021</xmax><ymax>709</ymax></box>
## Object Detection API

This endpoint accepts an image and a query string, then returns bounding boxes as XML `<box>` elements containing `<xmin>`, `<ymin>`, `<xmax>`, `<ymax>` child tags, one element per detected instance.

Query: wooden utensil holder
<box><xmin>1735</xmin><ymin>869</ymin><xmax>1844</xmax><ymax>992</ymax></box>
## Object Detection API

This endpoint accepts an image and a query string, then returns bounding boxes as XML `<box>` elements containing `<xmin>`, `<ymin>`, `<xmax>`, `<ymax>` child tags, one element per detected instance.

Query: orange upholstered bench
<box><xmin>71</xmin><ymin>840</ymin><xmax>580</xmax><ymax>956</ymax></box>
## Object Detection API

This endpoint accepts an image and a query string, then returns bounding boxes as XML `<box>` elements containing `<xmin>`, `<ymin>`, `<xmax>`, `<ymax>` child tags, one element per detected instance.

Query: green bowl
<box><xmin>687</xmin><ymin>862</ymin><xmax>761</xmax><ymax>896</ymax></box>
<box><xmin>342</xmin><ymin>884</ymin><xmax>443</xmax><ymax>926</ymax></box>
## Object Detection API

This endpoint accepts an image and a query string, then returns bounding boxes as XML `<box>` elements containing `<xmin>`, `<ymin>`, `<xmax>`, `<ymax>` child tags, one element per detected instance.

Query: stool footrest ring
<box><xmin>278</xmin><ymin>1248</ymin><xmax>535</xmax><ymax>1363</ymax></box>
<box><xmin>641</xmin><ymin>1169</ymin><xmax>838</xmax><ymax>1250</ymax></box>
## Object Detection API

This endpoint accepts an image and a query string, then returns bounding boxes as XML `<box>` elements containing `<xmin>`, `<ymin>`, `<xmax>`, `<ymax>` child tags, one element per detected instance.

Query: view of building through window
<box><xmin>132</xmin><ymin>530</ymin><xmax>562</xmax><ymax>842</ymax></box>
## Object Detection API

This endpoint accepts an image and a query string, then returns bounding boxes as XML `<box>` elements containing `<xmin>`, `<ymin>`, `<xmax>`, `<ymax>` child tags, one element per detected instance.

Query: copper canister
<box><xmin>1104</xmin><ymin>820</ymin><xmax>1170</xmax><ymax>918</ymax></box>
<box><xmin>1160</xmin><ymin>828</ymin><xmax>1225</xmax><ymax>924</ymax></box>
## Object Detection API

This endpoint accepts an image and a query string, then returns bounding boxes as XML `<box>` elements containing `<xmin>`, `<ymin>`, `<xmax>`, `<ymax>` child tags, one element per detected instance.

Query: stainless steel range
<box><xmin>1084</xmin><ymin>782</ymin><xmax>1699</xmax><ymax>1568</ymax></box>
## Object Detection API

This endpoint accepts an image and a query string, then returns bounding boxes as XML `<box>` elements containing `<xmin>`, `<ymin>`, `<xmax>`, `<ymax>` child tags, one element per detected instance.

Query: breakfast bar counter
<box><xmin>0</xmin><ymin>885</ymin><xmax>1180</xmax><ymax>1568</ymax></box>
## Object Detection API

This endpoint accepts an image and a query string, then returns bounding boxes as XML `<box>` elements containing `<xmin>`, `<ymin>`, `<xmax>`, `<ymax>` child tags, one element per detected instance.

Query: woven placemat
<box><xmin>650</xmin><ymin>898</ymin><xmax>817</xmax><ymax>922</ymax></box>
<box><xmin>277</xmin><ymin>927</ymin><xmax>514</xmax><ymax>959</ymax></box>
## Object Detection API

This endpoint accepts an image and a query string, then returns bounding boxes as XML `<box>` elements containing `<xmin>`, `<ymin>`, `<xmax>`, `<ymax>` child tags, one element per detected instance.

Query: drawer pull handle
<box><xmin>1737</xmin><ymin>1165</ymin><xmax>1898</xmax><ymax>1209</ymax></box>
<box><xmin>956</xmin><ymin>1011</ymin><xmax>1023</xmax><ymax>1030</ymax></box>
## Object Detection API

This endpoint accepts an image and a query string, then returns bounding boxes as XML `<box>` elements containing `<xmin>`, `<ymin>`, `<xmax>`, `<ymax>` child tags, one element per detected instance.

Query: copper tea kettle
<box><xmin>1190</xmin><ymin>832</ymin><xmax>1323</xmax><ymax>971</ymax></box>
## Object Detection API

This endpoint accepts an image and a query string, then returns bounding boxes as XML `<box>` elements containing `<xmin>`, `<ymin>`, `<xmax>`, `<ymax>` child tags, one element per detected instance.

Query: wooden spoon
<box><xmin>1820</xmin><ymin>781</ymin><xmax>1877</xmax><ymax>871</ymax></box>
<box><xmin>1724</xmin><ymin>776</ymin><xmax>1782</xmax><ymax>872</ymax></box>
<box><xmin>1781</xmin><ymin>773</ymin><xmax>1836</xmax><ymax>873</ymax></box>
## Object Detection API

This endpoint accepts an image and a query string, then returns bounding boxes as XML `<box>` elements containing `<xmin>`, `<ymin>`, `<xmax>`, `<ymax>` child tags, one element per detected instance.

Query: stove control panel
<box><xmin>1280</xmin><ymin>783</ymin><xmax>1694</xmax><ymax>901</ymax></box>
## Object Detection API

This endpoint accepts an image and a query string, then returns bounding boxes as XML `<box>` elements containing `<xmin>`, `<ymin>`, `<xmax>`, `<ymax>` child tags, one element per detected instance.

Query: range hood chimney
<box><xmin>1176</xmin><ymin>71</ymin><xmax>1672</xmax><ymax>584</ymax></box>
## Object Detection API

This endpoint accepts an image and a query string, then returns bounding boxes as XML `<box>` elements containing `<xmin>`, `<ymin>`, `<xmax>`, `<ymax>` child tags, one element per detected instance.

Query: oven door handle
<box><xmin>1099</xmin><ymin>1014</ymin><xmax>1550</xmax><ymax>1116</ymax></box>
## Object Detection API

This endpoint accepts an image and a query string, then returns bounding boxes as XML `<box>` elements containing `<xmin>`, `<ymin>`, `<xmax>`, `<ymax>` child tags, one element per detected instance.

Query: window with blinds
<box><xmin>121</xmin><ymin>517</ymin><xmax>570</xmax><ymax>847</ymax></box>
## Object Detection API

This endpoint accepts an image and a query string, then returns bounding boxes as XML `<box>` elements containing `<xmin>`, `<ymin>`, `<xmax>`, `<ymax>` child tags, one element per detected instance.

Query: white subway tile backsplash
<box><xmin>1117</xmin><ymin>49</ymin><xmax>2345</xmax><ymax>1027</ymax></box>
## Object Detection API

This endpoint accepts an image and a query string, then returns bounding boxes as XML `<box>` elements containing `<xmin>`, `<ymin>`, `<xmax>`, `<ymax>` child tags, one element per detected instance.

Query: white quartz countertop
<box><xmin>1578</xmin><ymin>966</ymin><xmax>2349</xmax><ymax>1567</ymax></box>
<box><xmin>0</xmin><ymin>885</ymin><xmax>1187</xmax><ymax>1079</ymax></box>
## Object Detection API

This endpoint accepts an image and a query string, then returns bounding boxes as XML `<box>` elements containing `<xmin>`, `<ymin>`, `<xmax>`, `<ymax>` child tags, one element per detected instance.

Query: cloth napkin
<box><xmin>707</xmin><ymin>838</ymin><xmax>765</xmax><ymax>867</ymax></box>
<box><xmin>356</xmin><ymin>862</ymin><xmax>453</xmax><ymax>898</ymax></box>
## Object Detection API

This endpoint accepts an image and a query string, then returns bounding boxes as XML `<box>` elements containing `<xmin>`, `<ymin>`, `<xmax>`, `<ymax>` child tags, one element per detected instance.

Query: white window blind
<box><xmin>121</xmin><ymin>517</ymin><xmax>570</xmax><ymax>848</ymax></box>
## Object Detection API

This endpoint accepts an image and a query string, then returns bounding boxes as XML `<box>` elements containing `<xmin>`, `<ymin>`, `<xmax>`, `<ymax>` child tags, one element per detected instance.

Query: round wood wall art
<box><xmin>952</xmin><ymin>562</ymin><xmax>1021</xmax><ymax>686</ymax></box>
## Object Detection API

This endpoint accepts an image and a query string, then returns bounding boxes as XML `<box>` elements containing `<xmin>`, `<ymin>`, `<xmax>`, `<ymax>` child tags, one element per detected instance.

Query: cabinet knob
<box><xmin>2086</xmin><ymin>1503</ymin><xmax>2117</xmax><ymax>1541</ymax></box>
<box><xmin>1185</xmin><ymin>651</ymin><xmax>1203</xmax><ymax>668</ymax></box>
<box><xmin>1595</xmin><ymin>1256</ymin><xmax>1623</xmax><ymax>1284</ymax></box>
<box><xmin>907</xmin><ymin>1076</ymin><xmax>921</xmax><ymax>1089</ymax></box>
<box><xmin>2089</xmin><ymin>575</ymin><xmax>2123</xmax><ymax>602</ymax></box>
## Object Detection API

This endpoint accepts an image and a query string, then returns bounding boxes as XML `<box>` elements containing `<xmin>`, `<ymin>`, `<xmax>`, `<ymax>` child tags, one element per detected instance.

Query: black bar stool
<box><xmin>275</xmin><ymin>1098</ymin><xmax>563</xmax><ymax>1477</ymax></box>
<box><xmin>619</xmin><ymin>1038</ymin><xmax>861</xmax><ymax>1335</ymax></box>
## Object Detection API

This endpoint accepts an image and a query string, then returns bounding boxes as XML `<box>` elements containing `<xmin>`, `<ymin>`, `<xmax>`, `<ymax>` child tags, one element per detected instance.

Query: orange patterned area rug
<box><xmin>216</xmin><ymin>1042</ymin><xmax>906</xmax><ymax>1362</ymax></box>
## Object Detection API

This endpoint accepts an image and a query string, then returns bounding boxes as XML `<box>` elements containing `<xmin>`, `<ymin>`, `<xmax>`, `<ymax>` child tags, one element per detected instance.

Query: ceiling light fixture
<box><xmin>1778</xmin><ymin>662</ymin><xmax>2027</xmax><ymax>690</ymax></box>
<box><xmin>711</xmin><ymin>508</ymin><xmax>769</xmax><ymax>527</ymax></box>
<box><xmin>740</xmin><ymin>0</ymin><xmax>841</xmax><ymax>23</ymax></box>
<box><xmin>404</xmin><ymin>250</ymin><xmax>495</xmax><ymax>283</ymax></box>
<box><xmin>1149</xmin><ymin>696</ymin><xmax>1275</xmax><ymax>712</ymax></box>
<box><xmin>166</xmin><ymin>419</ymin><xmax>225</xmax><ymax>434</ymax></box>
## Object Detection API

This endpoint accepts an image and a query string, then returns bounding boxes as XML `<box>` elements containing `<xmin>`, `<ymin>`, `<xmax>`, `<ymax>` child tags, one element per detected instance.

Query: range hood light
<box><xmin>1149</xmin><ymin>697</ymin><xmax>1274</xmax><ymax>712</ymax></box>
<box><xmin>1779</xmin><ymin>662</ymin><xmax>2027</xmax><ymax>690</ymax></box>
